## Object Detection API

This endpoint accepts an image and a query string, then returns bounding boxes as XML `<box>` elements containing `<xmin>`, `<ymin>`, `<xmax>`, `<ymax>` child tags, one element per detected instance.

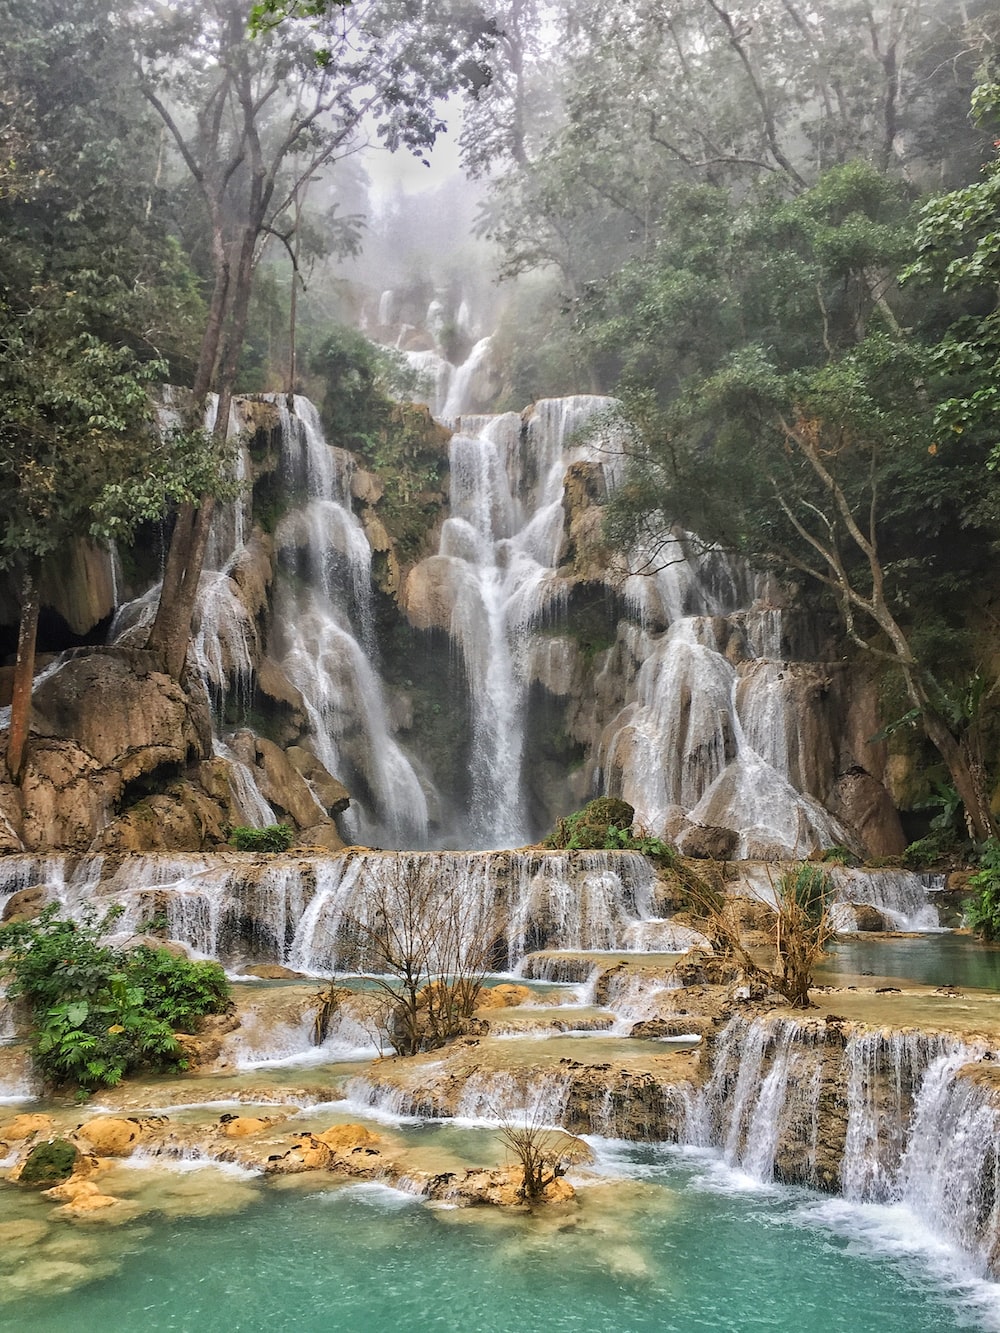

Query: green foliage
<box><xmin>903</xmin><ymin>830</ymin><xmax>959</xmax><ymax>868</ymax></box>
<box><xmin>820</xmin><ymin>846</ymin><xmax>860</xmax><ymax>867</ymax></box>
<box><xmin>19</xmin><ymin>1138</ymin><xmax>79</xmax><ymax>1186</ymax></box>
<box><xmin>230</xmin><ymin>823</ymin><xmax>295</xmax><ymax>852</ymax></box>
<box><xmin>544</xmin><ymin>798</ymin><xmax>677</xmax><ymax>865</ymax></box>
<box><xmin>0</xmin><ymin>907</ymin><xmax>231</xmax><ymax>1092</ymax></box>
<box><xmin>966</xmin><ymin>839</ymin><xmax>1000</xmax><ymax>941</ymax></box>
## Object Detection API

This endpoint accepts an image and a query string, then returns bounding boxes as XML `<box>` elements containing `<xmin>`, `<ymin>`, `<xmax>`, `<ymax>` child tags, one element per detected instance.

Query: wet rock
<box><xmin>219</xmin><ymin>1114</ymin><xmax>286</xmax><ymax>1139</ymax></box>
<box><xmin>264</xmin><ymin>1134</ymin><xmax>335</xmax><ymax>1174</ymax></box>
<box><xmin>851</xmin><ymin>904</ymin><xmax>888</xmax><ymax>932</ymax></box>
<box><xmin>52</xmin><ymin>1188</ymin><xmax>122</xmax><ymax>1217</ymax></box>
<box><xmin>74</xmin><ymin>1118</ymin><xmax>143</xmax><ymax>1157</ymax></box>
<box><xmin>677</xmin><ymin>823</ymin><xmax>739</xmax><ymax>861</ymax></box>
<box><xmin>315</xmin><ymin>1124</ymin><xmax>383</xmax><ymax>1153</ymax></box>
<box><xmin>18</xmin><ymin>739</ymin><xmax>122</xmax><ymax>851</ymax></box>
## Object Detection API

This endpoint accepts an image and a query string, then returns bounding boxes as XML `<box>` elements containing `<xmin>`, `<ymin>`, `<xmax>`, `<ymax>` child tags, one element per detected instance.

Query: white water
<box><xmin>689</xmin><ymin>1013</ymin><xmax>1000</xmax><ymax>1278</ymax></box>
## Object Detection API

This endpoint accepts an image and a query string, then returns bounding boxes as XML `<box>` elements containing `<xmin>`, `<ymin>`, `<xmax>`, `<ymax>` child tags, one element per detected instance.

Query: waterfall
<box><xmin>410</xmin><ymin>395</ymin><xmax>625</xmax><ymax>846</ymax></box>
<box><xmin>272</xmin><ymin>397</ymin><xmax>429</xmax><ymax>845</ymax></box>
<box><xmin>689</xmin><ymin>1013</ymin><xmax>1000</xmax><ymax>1276</ymax></box>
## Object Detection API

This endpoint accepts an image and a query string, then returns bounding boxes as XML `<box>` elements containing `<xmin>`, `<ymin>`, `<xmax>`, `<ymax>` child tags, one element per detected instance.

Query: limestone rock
<box><xmin>39</xmin><ymin>538</ymin><xmax>115</xmax><ymax>637</ymax></box>
<box><xmin>264</xmin><ymin>1134</ymin><xmax>334</xmax><ymax>1174</ymax></box>
<box><xmin>351</xmin><ymin>468</ymin><xmax>384</xmax><ymax>505</ymax></box>
<box><xmin>74</xmin><ymin>1118</ymin><xmax>143</xmax><ymax>1157</ymax></box>
<box><xmin>18</xmin><ymin>740</ymin><xmax>121</xmax><ymax>851</ymax></box>
<box><xmin>219</xmin><ymin>1115</ymin><xmax>282</xmax><ymax>1139</ymax></box>
<box><xmin>476</xmin><ymin>984</ymin><xmax>535</xmax><ymax>1010</ymax></box>
<box><xmin>401</xmin><ymin>556</ymin><xmax>460</xmax><ymax>633</ymax></box>
<box><xmin>829</xmin><ymin>767</ymin><xmax>906</xmax><ymax>859</ymax></box>
<box><xmin>251</xmin><ymin>737</ymin><xmax>326</xmax><ymax>830</ymax></box>
<box><xmin>52</xmin><ymin>1189</ymin><xmax>121</xmax><ymax>1217</ymax></box>
<box><xmin>256</xmin><ymin>657</ymin><xmax>307</xmax><ymax>725</ymax></box>
<box><xmin>244</xmin><ymin>964</ymin><xmax>307</xmax><ymax>981</ymax></box>
<box><xmin>315</xmin><ymin>1124</ymin><xmax>382</xmax><ymax>1153</ymax></box>
<box><xmin>32</xmin><ymin>650</ymin><xmax>212</xmax><ymax>783</ymax></box>
<box><xmin>286</xmin><ymin>746</ymin><xmax>350</xmax><ymax>815</ymax></box>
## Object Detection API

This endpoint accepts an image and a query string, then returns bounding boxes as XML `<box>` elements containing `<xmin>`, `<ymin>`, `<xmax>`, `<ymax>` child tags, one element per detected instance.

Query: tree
<box><xmin>133</xmin><ymin>0</ymin><xmax>496</xmax><ymax>679</ymax></box>
<box><xmin>344</xmin><ymin>859</ymin><xmax>496</xmax><ymax>1055</ymax></box>
<box><xmin>600</xmin><ymin>162</ymin><xmax>1000</xmax><ymax>838</ymax></box>
<box><xmin>0</xmin><ymin>0</ymin><xmax>211</xmax><ymax>782</ymax></box>
<box><xmin>902</xmin><ymin>72</ymin><xmax>1000</xmax><ymax>471</ymax></box>
<box><xmin>692</xmin><ymin>865</ymin><xmax>835</xmax><ymax>1009</ymax></box>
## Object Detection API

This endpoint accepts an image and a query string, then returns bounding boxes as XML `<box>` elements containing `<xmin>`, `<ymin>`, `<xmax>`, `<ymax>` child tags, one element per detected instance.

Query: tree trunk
<box><xmin>6</xmin><ymin>564</ymin><xmax>40</xmax><ymax>784</ymax></box>
<box><xmin>920</xmin><ymin>707</ymin><xmax>996</xmax><ymax>842</ymax></box>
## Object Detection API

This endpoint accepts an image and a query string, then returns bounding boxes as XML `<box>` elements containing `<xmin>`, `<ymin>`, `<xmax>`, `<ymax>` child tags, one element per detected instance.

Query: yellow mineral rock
<box><xmin>74</xmin><ymin>1118</ymin><xmax>143</xmax><ymax>1156</ymax></box>
<box><xmin>0</xmin><ymin>1113</ymin><xmax>55</xmax><ymax>1141</ymax></box>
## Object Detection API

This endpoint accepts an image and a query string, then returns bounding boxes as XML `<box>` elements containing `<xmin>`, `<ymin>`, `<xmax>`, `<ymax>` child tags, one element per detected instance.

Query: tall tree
<box><xmin>134</xmin><ymin>0</ymin><xmax>495</xmax><ymax>679</ymax></box>
<box><xmin>600</xmin><ymin>164</ymin><xmax>1000</xmax><ymax>837</ymax></box>
<box><xmin>0</xmin><ymin>0</ymin><xmax>209</xmax><ymax>782</ymax></box>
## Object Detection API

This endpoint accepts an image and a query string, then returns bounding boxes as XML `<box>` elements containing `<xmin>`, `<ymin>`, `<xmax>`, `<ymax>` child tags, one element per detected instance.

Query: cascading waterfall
<box><xmin>271</xmin><ymin>397</ymin><xmax>429</xmax><ymax>845</ymax></box>
<box><xmin>689</xmin><ymin>1013</ymin><xmax>1000</xmax><ymax>1277</ymax></box>
<box><xmin>412</xmin><ymin>395</ymin><xmax>625</xmax><ymax>845</ymax></box>
<box><xmin>11</xmin><ymin>849</ymin><xmax>657</xmax><ymax>972</ymax></box>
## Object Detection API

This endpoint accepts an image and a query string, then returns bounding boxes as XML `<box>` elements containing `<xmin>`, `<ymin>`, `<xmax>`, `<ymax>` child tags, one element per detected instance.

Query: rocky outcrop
<box><xmin>31</xmin><ymin>649</ymin><xmax>212</xmax><ymax>782</ymax></box>
<box><xmin>829</xmin><ymin>766</ymin><xmax>907</xmax><ymax>859</ymax></box>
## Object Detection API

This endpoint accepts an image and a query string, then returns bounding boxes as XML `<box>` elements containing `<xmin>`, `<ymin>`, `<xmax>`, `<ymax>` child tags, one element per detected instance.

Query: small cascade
<box><xmin>829</xmin><ymin>867</ymin><xmax>942</xmax><ymax>931</ymax></box>
<box><xmin>223</xmin><ymin>998</ymin><xmax>376</xmax><ymax>1069</ymax></box>
<box><xmin>685</xmin><ymin>1013</ymin><xmax>1000</xmax><ymax>1278</ymax></box>
<box><xmin>689</xmin><ymin>1015</ymin><xmax>824</xmax><ymax>1185</ymax></box>
<box><xmin>286</xmin><ymin>849</ymin><xmax>657</xmax><ymax>975</ymax></box>
<box><xmin>452</xmin><ymin>1069</ymin><xmax>573</xmax><ymax>1124</ymax></box>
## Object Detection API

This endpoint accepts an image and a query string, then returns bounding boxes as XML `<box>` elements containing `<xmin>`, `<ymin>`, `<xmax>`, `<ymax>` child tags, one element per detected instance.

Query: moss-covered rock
<box><xmin>544</xmin><ymin>797</ymin><xmax>635</xmax><ymax>850</ymax></box>
<box><xmin>19</xmin><ymin>1138</ymin><xmax>78</xmax><ymax>1186</ymax></box>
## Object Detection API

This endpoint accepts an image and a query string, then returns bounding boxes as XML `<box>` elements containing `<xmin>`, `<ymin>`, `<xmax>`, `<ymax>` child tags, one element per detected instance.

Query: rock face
<box><xmin>829</xmin><ymin>767</ymin><xmax>907</xmax><ymax>859</ymax></box>
<box><xmin>32</xmin><ymin>649</ymin><xmax>212</xmax><ymax>782</ymax></box>
<box><xmin>0</xmin><ymin>647</ymin><xmax>350</xmax><ymax>853</ymax></box>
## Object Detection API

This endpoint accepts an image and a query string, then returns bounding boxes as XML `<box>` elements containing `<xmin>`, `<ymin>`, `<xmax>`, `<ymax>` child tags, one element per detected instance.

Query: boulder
<box><xmin>677</xmin><ymin>823</ymin><xmax>739</xmax><ymax>861</ymax></box>
<box><xmin>219</xmin><ymin>1116</ymin><xmax>280</xmax><ymax>1139</ymax></box>
<box><xmin>351</xmin><ymin>468</ymin><xmax>384</xmax><ymax>505</ymax></box>
<box><xmin>32</xmin><ymin>650</ymin><xmax>212</xmax><ymax>783</ymax></box>
<box><xmin>18</xmin><ymin>1139</ymin><xmax>79</xmax><ymax>1186</ymax></box>
<box><xmin>829</xmin><ymin>767</ymin><xmax>906</xmax><ymax>859</ymax></box>
<box><xmin>851</xmin><ymin>903</ymin><xmax>888</xmax><ymax>932</ymax></box>
<box><xmin>52</xmin><ymin>1189</ymin><xmax>121</xmax><ymax>1217</ymax></box>
<box><xmin>1</xmin><ymin>884</ymin><xmax>45</xmax><ymax>923</ymax></box>
<box><xmin>264</xmin><ymin>1134</ymin><xmax>334</xmax><ymax>1174</ymax></box>
<box><xmin>475</xmin><ymin>984</ymin><xmax>534</xmax><ymax>1011</ymax></box>
<box><xmin>74</xmin><ymin>1118</ymin><xmax>143</xmax><ymax>1157</ymax></box>
<box><xmin>0</xmin><ymin>1113</ymin><xmax>55</xmax><ymax>1141</ymax></box>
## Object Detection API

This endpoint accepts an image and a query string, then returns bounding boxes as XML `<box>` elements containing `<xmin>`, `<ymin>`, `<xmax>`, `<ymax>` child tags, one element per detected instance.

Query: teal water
<box><xmin>4</xmin><ymin>1141</ymin><xmax>999</xmax><ymax>1332</ymax></box>
<box><xmin>822</xmin><ymin>934</ymin><xmax>1000</xmax><ymax>991</ymax></box>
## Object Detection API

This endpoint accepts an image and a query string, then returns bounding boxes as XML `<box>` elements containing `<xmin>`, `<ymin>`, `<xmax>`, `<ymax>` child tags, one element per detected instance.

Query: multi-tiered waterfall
<box><xmin>188</xmin><ymin>383</ymin><xmax>870</xmax><ymax>853</ymax></box>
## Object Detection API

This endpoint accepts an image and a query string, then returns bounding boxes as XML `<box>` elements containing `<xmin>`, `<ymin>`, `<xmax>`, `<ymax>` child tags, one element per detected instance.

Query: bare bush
<box><xmin>688</xmin><ymin>864</ymin><xmax>835</xmax><ymax>1008</ymax></box>
<box><xmin>346</xmin><ymin>861</ymin><xmax>498</xmax><ymax>1056</ymax></box>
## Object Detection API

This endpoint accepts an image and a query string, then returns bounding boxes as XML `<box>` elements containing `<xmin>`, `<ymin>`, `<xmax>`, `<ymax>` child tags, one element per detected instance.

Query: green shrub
<box><xmin>0</xmin><ymin>907</ymin><xmax>231</xmax><ymax>1092</ymax></box>
<box><xmin>966</xmin><ymin>838</ymin><xmax>1000</xmax><ymax>941</ymax></box>
<box><xmin>903</xmin><ymin>829</ymin><xmax>958</xmax><ymax>868</ymax></box>
<box><xmin>230</xmin><ymin>823</ymin><xmax>294</xmax><ymax>852</ymax></box>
